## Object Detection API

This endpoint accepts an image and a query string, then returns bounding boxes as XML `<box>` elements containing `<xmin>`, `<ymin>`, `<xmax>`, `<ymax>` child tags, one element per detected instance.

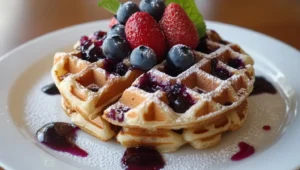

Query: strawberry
<box><xmin>109</xmin><ymin>17</ymin><xmax>119</xmax><ymax>28</ymax></box>
<box><xmin>125</xmin><ymin>12</ymin><xmax>167</xmax><ymax>59</ymax></box>
<box><xmin>160</xmin><ymin>3</ymin><xmax>199</xmax><ymax>49</ymax></box>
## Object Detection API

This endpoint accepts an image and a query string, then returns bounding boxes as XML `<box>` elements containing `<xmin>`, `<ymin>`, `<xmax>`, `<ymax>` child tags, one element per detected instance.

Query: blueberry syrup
<box><xmin>135</xmin><ymin>73</ymin><xmax>170</xmax><ymax>93</ymax></box>
<box><xmin>211</xmin><ymin>59</ymin><xmax>232</xmax><ymax>80</ymax></box>
<box><xmin>135</xmin><ymin>73</ymin><xmax>195</xmax><ymax>113</ymax></box>
<box><xmin>121</xmin><ymin>147</ymin><xmax>165</xmax><ymax>170</ymax></box>
<box><xmin>227</xmin><ymin>58</ymin><xmax>245</xmax><ymax>69</ymax></box>
<box><xmin>108</xmin><ymin>106</ymin><xmax>130</xmax><ymax>122</ymax></box>
<box><xmin>263</xmin><ymin>125</ymin><xmax>271</xmax><ymax>131</ymax></box>
<box><xmin>167</xmin><ymin>84</ymin><xmax>195</xmax><ymax>113</ymax></box>
<box><xmin>250</xmin><ymin>76</ymin><xmax>277</xmax><ymax>96</ymax></box>
<box><xmin>36</xmin><ymin>122</ymin><xmax>88</xmax><ymax>157</ymax></box>
<box><xmin>42</xmin><ymin>83</ymin><xmax>60</xmax><ymax>95</ymax></box>
<box><xmin>103</xmin><ymin>58</ymin><xmax>129</xmax><ymax>76</ymax></box>
<box><xmin>231</xmin><ymin>142</ymin><xmax>255</xmax><ymax>161</ymax></box>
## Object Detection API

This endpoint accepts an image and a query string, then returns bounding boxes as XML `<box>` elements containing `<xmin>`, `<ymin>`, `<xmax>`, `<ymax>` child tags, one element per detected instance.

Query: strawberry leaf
<box><xmin>165</xmin><ymin>0</ymin><xmax>206</xmax><ymax>38</ymax></box>
<box><xmin>98</xmin><ymin>0</ymin><xmax>120</xmax><ymax>14</ymax></box>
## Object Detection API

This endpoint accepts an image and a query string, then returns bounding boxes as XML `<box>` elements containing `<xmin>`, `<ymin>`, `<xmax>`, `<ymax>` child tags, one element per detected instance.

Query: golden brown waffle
<box><xmin>51</xmin><ymin>50</ymin><xmax>142</xmax><ymax>140</ymax></box>
<box><xmin>102</xmin><ymin>30</ymin><xmax>254</xmax><ymax>151</ymax></box>
<box><xmin>52</xmin><ymin>29</ymin><xmax>254</xmax><ymax>152</ymax></box>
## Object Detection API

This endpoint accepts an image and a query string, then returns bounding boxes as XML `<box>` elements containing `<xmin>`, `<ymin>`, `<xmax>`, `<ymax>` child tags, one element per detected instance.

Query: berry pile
<box><xmin>80</xmin><ymin>0</ymin><xmax>203</xmax><ymax>75</ymax></box>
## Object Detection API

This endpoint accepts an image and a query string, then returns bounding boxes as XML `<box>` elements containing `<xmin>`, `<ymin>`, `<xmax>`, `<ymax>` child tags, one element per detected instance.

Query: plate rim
<box><xmin>0</xmin><ymin>20</ymin><xmax>300</xmax><ymax>170</ymax></box>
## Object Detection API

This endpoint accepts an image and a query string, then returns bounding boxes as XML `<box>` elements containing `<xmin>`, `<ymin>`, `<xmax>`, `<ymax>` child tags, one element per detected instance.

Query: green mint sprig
<box><xmin>98</xmin><ymin>0</ymin><xmax>120</xmax><ymax>14</ymax></box>
<box><xmin>165</xmin><ymin>0</ymin><xmax>206</xmax><ymax>38</ymax></box>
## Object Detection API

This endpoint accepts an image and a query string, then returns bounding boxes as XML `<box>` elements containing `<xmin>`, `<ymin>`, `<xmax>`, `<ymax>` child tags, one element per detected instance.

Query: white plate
<box><xmin>0</xmin><ymin>20</ymin><xmax>299</xmax><ymax>170</ymax></box>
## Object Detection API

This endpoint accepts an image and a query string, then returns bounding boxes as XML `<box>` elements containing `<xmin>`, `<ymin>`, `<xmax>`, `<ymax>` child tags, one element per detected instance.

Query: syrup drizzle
<box><xmin>263</xmin><ymin>125</ymin><xmax>271</xmax><ymax>131</ymax></box>
<box><xmin>36</xmin><ymin>122</ymin><xmax>88</xmax><ymax>157</ymax></box>
<box><xmin>42</xmin><ymin>83</ymin><xmax>60</xmax><ymax>95</ymax></box>
<box><xmin>251</xmin><ymin>76</ymin><xmax>277</xmax><ymax>96</ymax></box>
<box><xmin>231</xmin><ymin>142</ymin><xmax>255</xmax><ymax>161</ymax></box>
<box><xmin>121</xmin><ymin>147</ymin><xmax>165</xmax><ymax>170</ymax></box>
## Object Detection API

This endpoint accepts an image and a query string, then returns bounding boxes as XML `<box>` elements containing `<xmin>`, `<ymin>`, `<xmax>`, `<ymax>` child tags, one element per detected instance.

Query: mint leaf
<box><xmin>165</xmin><ymin>0</ymin><xmax>206</xmax><ymax>38</ymax></box>
<box><xmin>98</xmin><ymin>0</ymin><xmax>120</xmax><ymax>14</ymax></box>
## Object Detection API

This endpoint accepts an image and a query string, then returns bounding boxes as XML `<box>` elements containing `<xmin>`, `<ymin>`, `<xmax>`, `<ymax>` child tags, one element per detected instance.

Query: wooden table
<box><xmin>0</xmin><ymin>0</ymin><xmax>299</xmax><ymax>169</ymax></box>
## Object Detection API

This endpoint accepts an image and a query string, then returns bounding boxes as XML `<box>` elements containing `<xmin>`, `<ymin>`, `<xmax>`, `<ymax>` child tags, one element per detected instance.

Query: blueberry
<box><xmin>139</xmin><ymin>0</ymin><xmax>165</xmax><ymax>21</ymax></box>
<box><xmin>166</xmin><ymin>44</ymin><xmax>195</xmax><ymax>72</ymax></box>
<box><xmin>130</xmin><ymin>46</ymin><xmax>157</xmax><ymax>71</ymax></box>
<box><xmin>116</xmin><ymin>1</ymin><xmax>139</xmax><ymax>24</ymax></box>
<box><xmin>102</xmin><ymin>35</ymin><xmax>130</xmax><ymax>61</ymax></box>
<box><xmin>107</xmin><ymin>24</ymin><xmax>126</xmax><ymax>38</ymax></box>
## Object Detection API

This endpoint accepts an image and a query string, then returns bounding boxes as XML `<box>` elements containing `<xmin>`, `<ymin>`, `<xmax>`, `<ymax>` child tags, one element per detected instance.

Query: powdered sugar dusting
<box><xmin>8</xmin><ymin>56</ymin><xmax>291</xmax><ymax>169</ymax></box>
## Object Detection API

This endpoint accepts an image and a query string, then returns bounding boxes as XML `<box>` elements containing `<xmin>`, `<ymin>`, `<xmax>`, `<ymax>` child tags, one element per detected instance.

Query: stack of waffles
<box><xmin>51</xmin><ymin>29</ymin><xmax>254</xmax><ymax>152</ymax></box>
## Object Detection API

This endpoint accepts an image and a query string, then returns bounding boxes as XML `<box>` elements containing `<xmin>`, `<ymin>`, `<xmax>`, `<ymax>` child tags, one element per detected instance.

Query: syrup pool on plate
<box><xmin>41</xmin><ymin>83</ymin><xmax>60</xmax><ymax>95</ymax></box>
<box><xmin>36</xmin><ymin>122</ymin><xmax>88</xmax><ymax>157</ymax></box>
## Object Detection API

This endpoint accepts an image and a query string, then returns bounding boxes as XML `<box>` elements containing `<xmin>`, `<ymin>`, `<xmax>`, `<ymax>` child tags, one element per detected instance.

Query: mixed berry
<box><xmin>79</xmin><ymin>32</ymin><xmax>106</xmax><ymax>62</ymax></box>
<box><xmin>130</xmin><ymin>46</ymin><xmax>157</xmax><ymax>71</ymax></box>
<box><xmin>166</xmin><ymin>44</ymin><xmax>195</xmax><ymax>76</ymax></box>
<box><xmin>102</xmin><ymin>34</ymin><xmax>130</xmax><ymax>61</ymax></box>
<box><xmin>135</xmin><ymin>73</ymin><xmax>195</xmax><ymax>113</ymax></box>
<box><xmin>102</xmin><ymin>58</ymin><xmax>129</xmax><ymax>76</ymax></box>
<box><xmin>116</xmin><ymin>1</ymin><xmax>140</xmax><ymax>25</ymax></box>
<box><xmin>77</xmin><ymin>0</ymin><xmax>208</xmax><ymax>74</ymax></box>
<box><xmin>107</xmin><ymin>24</ymin><xmax>126</xmax><ymax>38</ymax></box>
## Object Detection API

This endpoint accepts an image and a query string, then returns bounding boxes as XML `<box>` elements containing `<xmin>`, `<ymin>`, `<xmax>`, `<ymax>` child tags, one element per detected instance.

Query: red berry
<box><xmin>160</xmin><ymin>3</ymin><xmax>199</xmax><ymax>49</ymax></box>
<box><xmin>109</xmin><ymin>17</ymin><xmax>119</xmax><ymax>28</ymax></box>
<box><xmin>125</xmin><ymin>12</ymin><xmax>167</xmax><ymax>60</ymax></box>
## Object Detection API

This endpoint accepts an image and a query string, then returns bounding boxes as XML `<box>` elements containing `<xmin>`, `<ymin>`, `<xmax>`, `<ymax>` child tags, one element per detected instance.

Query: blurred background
<box><xmin>0</xmin><ymin>0</ymin><xmax>299</xmax><ymax>57</ymax></box>
<box><xmin>0</xmin><ymin>0</ymin><xmax>300</xmax><ymax>56</ymax></box>
<box><xmin>0</xmin><ymin>0</ymin><xmax>299</xmax><ymax>169</ymax></box>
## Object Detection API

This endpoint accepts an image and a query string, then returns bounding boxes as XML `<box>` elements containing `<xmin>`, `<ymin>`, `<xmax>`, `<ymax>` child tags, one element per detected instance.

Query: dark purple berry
<box><xmin>81</xmin><ymin>41</ymin><xmax>105</xmax><ymax>62</ymax></box>
<box><xmin>102</xmin><ymin>35</ymin><xmax>130</xmax><ymax>61</ymax></box>
<box><xmin>107</xmin><ymin>24</ymin><xmax>126</xmax><ymax>38</ymax></box>
<box><xmin>139</xmin><ymin>0</ymin><xmax>165</xmax><ymax>21</ymax></box>
<box><xmin>80</xmin><ymin>36</ymin><xmax>89</xmax><ymax>45</ymax></box>
<box><xmin>102</xmin><ymin>59</ymin><xmax>128</xmax><ymax>76</ymax></box>
<box><xmin>116</xmin><ymin>1</ymin><xmax>139</xmax><ymax>24</ymax></box>
<box><xmin>91</xmin><ymin>31</ymin><xmax>107</xmax><ymax>40</ymax></box>
<box><xmin>130</xmin><ymin>46</ymin><xmax>157</xmax><ymax>71</ymax></box>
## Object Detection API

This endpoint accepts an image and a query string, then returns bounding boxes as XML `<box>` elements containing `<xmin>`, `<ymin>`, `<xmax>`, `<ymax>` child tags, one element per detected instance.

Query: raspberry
<box><xmin>109</xmin><ymin>17</ymin><xmax>119</xmax><ymax>28</ymax></box>
<box><xmin>160</xmin><ymin>3</ymin><xmax>199</xmax><ymax>49</ymax></box>
<box><xmin>125</xmin><ymin>12</ymin><xmax>167</xmax><ymax>60</ymax></box>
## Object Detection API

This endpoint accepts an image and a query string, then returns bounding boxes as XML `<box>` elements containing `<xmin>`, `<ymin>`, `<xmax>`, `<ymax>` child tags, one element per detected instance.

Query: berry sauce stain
<box><xmin>42</xmin><ymin>83</ymin><xmax>60</xmax><ymax>95</ymax></box>
<box><xmin>263</xmin><ymin>125</ymin><xmax>271</xmax><ymax>131</ymax></box>
<box><xmin>231</xmin><ymin>142</ymin><xmax>255</xmax><ymax>161</ymax></box>
<box><xmin>135</xmin><ymin>73</ymin><xmax>195</xmax><ymax>113</ymax></box>
<box><xmin>36</xmin><ymin>122</ymin><xmax>88</xmax><ymax>157</ymax></box>
<box><xmin>121</xmin><ymin>147</ymin><xmax>165</xmax><ymax>170</ymax></box>
<box><xmin>251</xmin><ymin>76</ymin><xmax>277</xmax><ymax>96</ymax></box>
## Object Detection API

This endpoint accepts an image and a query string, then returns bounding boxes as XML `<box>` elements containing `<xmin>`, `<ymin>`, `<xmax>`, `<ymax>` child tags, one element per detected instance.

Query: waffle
<box><xmin>52</xmin><ymin>29</ymin><xmax>255</xmax><ymax>152</ymax></box>
<box><xmin>102</xmin><ymin>30</ymin><xmax>254</xmax><ymax>151</ymax></box>
<box><xmin>51</xmin><ymin>49</ymin><xmax>142</xmax><ymax>140</ymax></box>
